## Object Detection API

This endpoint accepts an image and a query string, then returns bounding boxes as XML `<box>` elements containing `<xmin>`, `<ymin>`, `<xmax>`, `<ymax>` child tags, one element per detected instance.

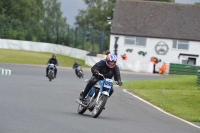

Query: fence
<box><xmin>169</xmin><ymin>63</ymin><xmax>200</xmax><ymax>75</ymax></box>
<box><xmin>66</xmin><ymin>26</ymin><xmax>105</xmax><ymax>54</ymax></box>
<box><xmin>0</xmin><ymin>18</ymin><xmax>106</xmax><ymax>54</ymax></box>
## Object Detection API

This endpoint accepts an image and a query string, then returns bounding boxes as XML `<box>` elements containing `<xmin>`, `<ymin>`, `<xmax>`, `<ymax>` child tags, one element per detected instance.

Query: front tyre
<box><xmin>77</xmin><ymin>104</ymin><xmax>87</xmax><ymax>114</ymax></box>
<box><xmin>92</xmin><ymin>95</ymin><xmax>108</xmax><ymax>118</ymax></box>
<box><xmin>48</xmin><ymin>71</ymin><xmax>53</xmax><ymax>81</ymax></box>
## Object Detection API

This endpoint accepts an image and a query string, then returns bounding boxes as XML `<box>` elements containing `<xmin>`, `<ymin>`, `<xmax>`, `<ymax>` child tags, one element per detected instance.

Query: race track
<box><xmin>0</xmin><ymin>64</ymin><xmax>199</xmax><ymax>133</ymax></box>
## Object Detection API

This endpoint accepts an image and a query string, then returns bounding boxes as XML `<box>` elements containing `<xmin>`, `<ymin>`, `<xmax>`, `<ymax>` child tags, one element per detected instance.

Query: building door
<box><xmin>187</xmin><ymin>58</ymin><xmax>196</xmax><ymax>65</ymax></box>
<box><xmin>179</xmin><ymin>53</ymin><xmax>199</xmax><ymax>66</ymax></box>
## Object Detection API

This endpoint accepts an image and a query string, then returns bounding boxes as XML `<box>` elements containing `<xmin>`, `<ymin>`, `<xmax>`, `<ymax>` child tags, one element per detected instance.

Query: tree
<box><xmin>0</xmin><ymin>0</ymin><xmax>45</xmax><ymax>41</ymax></box>
<box><xmin>195</xmin><ymin>2</ymin><xmax>200</xmax><ymax>5</ymax></box>
<box><xmin>42</xmin><ymin>0</ymin><xmax>68</xmax><ymax>44</ymax></box>
<box><xmin>75</xmin><ymin>0</ymin><xmax>116</xmax><ymax>51</ymax></box>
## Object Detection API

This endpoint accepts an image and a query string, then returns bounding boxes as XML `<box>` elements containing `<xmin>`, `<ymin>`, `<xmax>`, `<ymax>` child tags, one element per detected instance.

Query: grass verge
<box><xmin>123</xmin><ymin>75</ymin><xmax>200</xmax><ymax>122</ymax></box>
<box><xmin>0</xmin><ymin>48</ymin><xmax>90</xmax><ymax>68</ymax></box>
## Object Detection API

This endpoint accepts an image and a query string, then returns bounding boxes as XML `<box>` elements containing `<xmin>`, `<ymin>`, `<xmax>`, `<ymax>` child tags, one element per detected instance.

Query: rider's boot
<box><xmin>79</xmin><ymin>92</ymin><xmax>84</xmax><ymax>101</ymax></box>
<box><xmin>46</xmin><ymin>68</ymin><xmax>48</xmax><ymax>77</ymax></box>
<box><xmin>54</xmin><ymin>69</ymin><xmax>57</xmax><ymax>78</ymax></box>
<box><xmin>79</xmin><ymin>92</ymin><xmax>87</xmax><ymax>103</ymax></box>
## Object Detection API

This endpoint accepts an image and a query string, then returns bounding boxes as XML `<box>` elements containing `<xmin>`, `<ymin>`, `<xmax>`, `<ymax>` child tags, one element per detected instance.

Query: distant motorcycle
<box><xmin>48</xmin><ymin>63</ymin><xmax>55</xmax><ymax>81</ymax></box>
<box><xmin>76</xmin><ymin>73</ymin><xmax>118</xmax><ymax>118</ymax></box>
<box><xmin>76</xmin><ymin>66</ymin><xmax>84</xmax><ymax>78</ymax></box>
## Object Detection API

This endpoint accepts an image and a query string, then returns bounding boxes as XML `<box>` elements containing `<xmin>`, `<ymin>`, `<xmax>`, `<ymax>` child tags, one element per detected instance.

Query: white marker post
<box><xmin>0</xmin><ymin>68</ymin><xmax>12</xmax><ymax>75</ymax></box>
<box><xmin>5</xmin><ymin>69</ymin><xmax>12</xmax><ymax>75</ymax></box>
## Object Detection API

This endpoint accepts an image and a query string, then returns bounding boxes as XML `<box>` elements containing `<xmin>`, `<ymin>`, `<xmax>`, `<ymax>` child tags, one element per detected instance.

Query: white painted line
<box><xmin>123</xmin><ymin>89</ymin><xmax>200</xmax><ymax>130</ymax></box>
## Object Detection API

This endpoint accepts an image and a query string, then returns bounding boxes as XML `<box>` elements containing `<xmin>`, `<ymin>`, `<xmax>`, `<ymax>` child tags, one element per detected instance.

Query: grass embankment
<box><xmin>0</xmin><ymin>49</ymin><xmax>89</xmax><ymax>68</ymax></box>
<box><xmin>123</xmin><ymin>75</ymin><xmax>200</xmax><ymax>122</ymax></box>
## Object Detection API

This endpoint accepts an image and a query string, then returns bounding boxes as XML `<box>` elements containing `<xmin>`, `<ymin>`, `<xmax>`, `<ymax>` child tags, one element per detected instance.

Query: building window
<box><xmin>173</xmin><ymin>40</ymin><xmax>189</xmax><ymax>50</ymax></box>
<box><xmin>124</xmin><ymin>36</ymin><xmax>146</xmax><ymax>46</ymax></box>
<box><xmin>124</xmin><ymin>36</ymin><xmax>136</xmax><ymax>45</ymax></box>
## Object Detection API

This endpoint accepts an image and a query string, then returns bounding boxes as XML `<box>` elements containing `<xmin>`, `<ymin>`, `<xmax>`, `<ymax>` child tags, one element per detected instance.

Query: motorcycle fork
<box><xmin>96</xmin><ymin>92</ymin><xmax>102</xmax><ymax>104</ymax></box>
<box><xmin>87</xmin><ymin>93</ymin><xmax>96</xmax><ymax>108</ymax></box>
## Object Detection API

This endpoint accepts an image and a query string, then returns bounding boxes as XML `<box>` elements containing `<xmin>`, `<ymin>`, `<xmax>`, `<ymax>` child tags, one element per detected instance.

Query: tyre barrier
<box><xmin>0</xmin><ymin>68</ymin><xmax>12</xmax><ymax>75</ymax></box>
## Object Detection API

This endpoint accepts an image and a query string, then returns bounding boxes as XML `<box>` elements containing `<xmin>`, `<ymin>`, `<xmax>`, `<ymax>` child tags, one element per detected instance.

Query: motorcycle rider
<box><xmin>73</xmin><ymin>61</ymin><xmax>82</xmax><ymax>77</ymax></box>
<box><xmin>46</xmin><ymin>54</ymin><xmax>58</xmax><ymax>78</ymax></box>
<box><xmin>79</xmin><ymin>53</ymin><xmax>123</xmax><ymax>101</ymax></box>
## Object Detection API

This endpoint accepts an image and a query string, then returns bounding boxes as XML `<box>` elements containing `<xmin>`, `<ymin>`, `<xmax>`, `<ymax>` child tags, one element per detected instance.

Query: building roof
<box><xmin>111</xmin><ymin>0</ymin><xmax>200</xmax><ymax>41</ymax></box>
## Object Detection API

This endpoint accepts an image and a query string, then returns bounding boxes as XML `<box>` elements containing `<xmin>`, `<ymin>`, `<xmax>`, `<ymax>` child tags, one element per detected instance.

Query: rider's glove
<box><xmin>93</xmin><ymin>69</ymin><xmax>99</xmax><ymax>74</ymax></box>
<box><xmin>117</xmin><ymin>80</ymin><xmax>123</xmax><ymax>86</ymax></box>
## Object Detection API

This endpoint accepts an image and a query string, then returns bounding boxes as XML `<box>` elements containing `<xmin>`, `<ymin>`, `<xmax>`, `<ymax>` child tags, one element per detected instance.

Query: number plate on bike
<box><xmin>103</xmin><ymin>79</ymin><xmax>113</xmax><ymax>89</ymax></box>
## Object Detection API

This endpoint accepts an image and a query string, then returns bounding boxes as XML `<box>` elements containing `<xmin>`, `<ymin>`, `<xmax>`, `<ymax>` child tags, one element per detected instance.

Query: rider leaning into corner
<box><xmin>46</xmin><ymin>54</ymin><xmax>58</xmax><ymax>78</ymax></box>
<box><xmin>73</xmin><ymin>61</ymin><xmax>82</xmax><ymax>77</ymax></box>
<box><xmin>79</xmin><ymin>53</ymin><xmax>123</xmax><ymax>101</ymax></box>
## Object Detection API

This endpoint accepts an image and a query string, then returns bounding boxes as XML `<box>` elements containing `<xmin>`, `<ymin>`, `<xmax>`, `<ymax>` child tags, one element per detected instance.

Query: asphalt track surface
<box><xmin>0</xmin><ymin>64</ymin><xmax>199</xmax><ymax>133</ymax></box>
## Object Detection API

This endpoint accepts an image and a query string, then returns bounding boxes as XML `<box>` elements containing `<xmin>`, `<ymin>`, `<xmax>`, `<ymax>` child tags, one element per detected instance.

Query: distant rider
<box><xmin>46</xmin><ymin>54</ymin><xmax>58</xmax><ymax>78</ymax></box>
<box><xmin>73</xmin><ymin>61</ymin><xmax>82</xmax><ymax>77</ymax></box>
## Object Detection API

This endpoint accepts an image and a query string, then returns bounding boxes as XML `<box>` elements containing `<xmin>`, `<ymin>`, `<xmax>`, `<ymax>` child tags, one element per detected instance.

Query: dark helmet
<box><xmin>74</xmin><ymin>61</ymin><xmax>78</xmax><ymax>64</ymax></box>
<box><xmin>52</xmin><ymin>54</ymin><xmax>56</xmax><ymax>58</ymax></box>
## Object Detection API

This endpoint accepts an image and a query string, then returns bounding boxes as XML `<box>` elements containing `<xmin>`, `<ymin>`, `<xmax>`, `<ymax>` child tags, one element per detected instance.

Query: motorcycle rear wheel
<box><xmin>77</xmin><ymin>104</ymin><xmax>87</xmax><ymax>114</ymax></box>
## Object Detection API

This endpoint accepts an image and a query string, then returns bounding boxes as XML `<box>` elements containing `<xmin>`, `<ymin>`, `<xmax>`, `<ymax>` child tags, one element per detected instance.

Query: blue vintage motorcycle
<box><xmin>76</xmin><ymin>73</ymin><xmax>118</xmax><ymax>118</ymax></box>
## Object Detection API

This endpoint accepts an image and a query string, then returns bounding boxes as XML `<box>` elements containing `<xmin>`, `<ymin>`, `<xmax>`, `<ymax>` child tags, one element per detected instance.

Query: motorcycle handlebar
<box><xmin>96</xmin><ymin>72</ymin><xmax>105</xmax><ymax>79</ymax></box>
<box><xmin>97</xmin><ymin>72</ymin><xmax>119</xmax><ymax>85</ymax></box>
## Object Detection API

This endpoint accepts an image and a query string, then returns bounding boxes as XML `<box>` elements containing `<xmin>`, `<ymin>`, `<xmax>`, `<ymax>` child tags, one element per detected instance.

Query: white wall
<box><xmin>110</xmin><ymin>34</ymin><xmax>200</xmax><ymax>72</ymax></box>
<box><xmin>0</xmin><ymin>39</ymin><xmax>89</xmax><ymax>60</ymax></box>
<box><xmin>85</xmin><ymin>55</ymin><xmax>154</xmax><ymax>73</ymax></box>
<box><xmin>175</xmin><ymin>0</ymin><xmax>200</xmax><ymax>4</ymax></box>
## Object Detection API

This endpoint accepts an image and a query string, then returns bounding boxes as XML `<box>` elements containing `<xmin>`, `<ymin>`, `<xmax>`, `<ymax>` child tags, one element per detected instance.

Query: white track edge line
<box><xmin>123</xmin><ymin>89</ymin><xmax>200</xmax><ymax>130</ymax></box>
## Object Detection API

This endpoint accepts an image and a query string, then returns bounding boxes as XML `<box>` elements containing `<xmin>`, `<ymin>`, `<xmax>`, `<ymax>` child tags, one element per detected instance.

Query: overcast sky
<box><xmin>57</xmin><ymin>0</ymin><xmax>87</xmax><ymax>27</ymax></box>
<box><xmin>57</xmin><ymin>0</ymin><xmax>200</xmax><ymax>26</ymax></box>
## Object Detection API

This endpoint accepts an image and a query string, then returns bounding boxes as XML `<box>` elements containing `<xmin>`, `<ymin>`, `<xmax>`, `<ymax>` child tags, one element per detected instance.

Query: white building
<box><xmin>109</xmin><ymin>0</ymin><xmax>200</xmax><ymax>72</ymax></box>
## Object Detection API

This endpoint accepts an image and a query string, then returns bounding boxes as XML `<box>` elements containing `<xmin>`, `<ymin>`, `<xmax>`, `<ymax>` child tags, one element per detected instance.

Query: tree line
<box><xmin>0</xmin><ymin>0</ymin><xmax>67</xmax><ymax>44</ymax></box>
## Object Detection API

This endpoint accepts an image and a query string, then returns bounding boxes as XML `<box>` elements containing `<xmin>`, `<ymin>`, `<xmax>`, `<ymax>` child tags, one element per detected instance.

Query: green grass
<box><xmin>123</xmin><ymin>75</ymin><xmax>200</xmax><ymax>122</ymax></box>
<box><xmin>0</xmin><ymin>48</ymin><xmax>89</xmax><ymax>68</ymax></box>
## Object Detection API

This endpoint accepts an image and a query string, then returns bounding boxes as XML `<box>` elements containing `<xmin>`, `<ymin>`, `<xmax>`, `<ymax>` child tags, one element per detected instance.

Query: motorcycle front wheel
<box><xmin>92</xmin><ymin>95</ymin><xmax>108</xmax><ymax>118</ymax></box>
<box><xmin>48</xmin><ymin>71</ymin><xmax>53</xmax><ymax>81</ymax></box>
